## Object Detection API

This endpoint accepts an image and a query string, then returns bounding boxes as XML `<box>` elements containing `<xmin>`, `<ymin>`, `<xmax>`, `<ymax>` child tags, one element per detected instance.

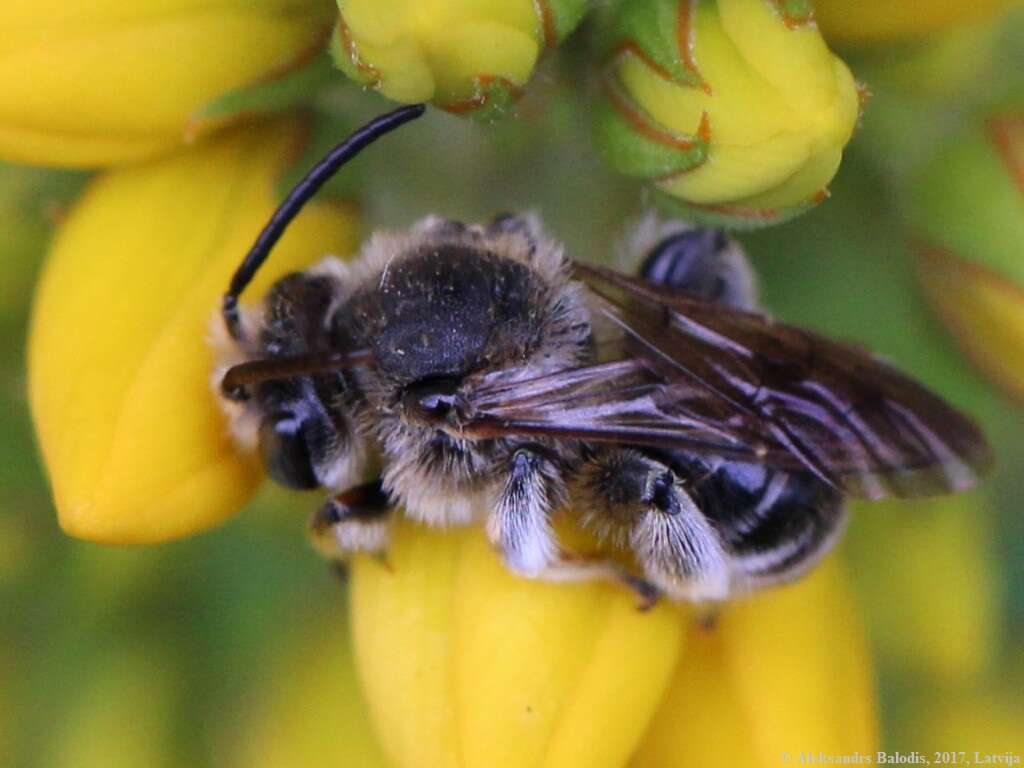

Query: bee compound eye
<box><xmin>258</xmin><ymin>412</ymin><xmax>320</xmax><ymax>490</ymax></box>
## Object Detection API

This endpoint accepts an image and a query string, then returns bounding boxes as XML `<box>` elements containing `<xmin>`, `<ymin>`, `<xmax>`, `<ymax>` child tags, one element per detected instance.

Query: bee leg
<box><xmin>695</xmin><ymin>606</ymin><xmax>720</xmax><ymax>631</ymax></box>
<box><xmin>487</xmin><ymin>448</ymin><xmax>563</xmax><ymax>577</ymax></box>
<box><xmin>636</xmin><ymin>222</ymin><xmax>756</xmax><ymax>310</ymax></box>
<box><xmin>308</xmin><ymin>479</ymin><xmax>393</xmax><ymax>563</ymax></box>
<box><xmin>535</xmin><ymin>553</ymin><xmax>663</xmax><ymax>610</ymax></box>
<box><xmin>580</xmin><ymin>449</ymin><xmax>732</xmax><ymax>603</ymax></box>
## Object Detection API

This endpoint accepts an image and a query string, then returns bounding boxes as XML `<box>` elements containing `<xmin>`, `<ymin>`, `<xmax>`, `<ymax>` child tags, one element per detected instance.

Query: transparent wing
<box><xmin>459</xmin><ymin>263</ymin><xmax>992</xmax><ymax>500</ymax></box>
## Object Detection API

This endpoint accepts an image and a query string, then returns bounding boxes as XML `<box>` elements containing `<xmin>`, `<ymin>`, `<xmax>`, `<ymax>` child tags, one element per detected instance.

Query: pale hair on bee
<box><xmin>212</xmin><ymin>105</ymin><xmax>991</xmax><ymax>607</ymax></box>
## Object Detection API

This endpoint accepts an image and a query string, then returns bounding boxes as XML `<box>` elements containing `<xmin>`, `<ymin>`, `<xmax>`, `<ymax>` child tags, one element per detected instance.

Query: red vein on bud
<box><xmin>677</xmin><ymin>0</ymin><xmax>713</xmax><ymax>95</ymax></box>
<box><xmin>438</xmin><ymin>74</ymin><xmax>524</xmax><ymax>114</ymax></box>
<box><xmin>768</xmin><ymin>0</ymin><xmax>816</xmax><ymax>29</ymax></box>
<box><xmin>337</xmin><ymin>18</ymin><xmax>382</xmax><ymax>87</ymax></box>
<box><xmin>604</xmin><ymin>77</ymin><xmax>709</xmax><ymax>152</ymax></box>
<box><xmin>534</xmin><ymin>0</ymin><xmax>558</xmax><ymax>48</ymax></box>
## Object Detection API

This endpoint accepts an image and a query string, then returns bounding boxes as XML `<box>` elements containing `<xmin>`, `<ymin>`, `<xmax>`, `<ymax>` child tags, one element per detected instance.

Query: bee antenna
<box><xmin>221</xmin><ymin>349</ymin><xmax>374</xmax><ymax>398</ymax></box>
<box><xmin>222</xmin><ymin>103</ymin><xmax>427</xmax><ymax>341</ymax></box>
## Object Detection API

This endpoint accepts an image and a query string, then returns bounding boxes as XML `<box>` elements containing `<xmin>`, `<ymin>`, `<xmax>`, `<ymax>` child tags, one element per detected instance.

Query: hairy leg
<box><xmin>308</xmin><ymin>479</ymin><xmax>393</xmax><ymax>562</ymax></box>
<box><xmin>487</xmin><ymin>448</ymin><xmax>565</xmax><ymax>577</ymax></box>
<box><xmin>577</xmin><ymin>448</ymin><xmax>732</xmax><ymax>603</ymax></box>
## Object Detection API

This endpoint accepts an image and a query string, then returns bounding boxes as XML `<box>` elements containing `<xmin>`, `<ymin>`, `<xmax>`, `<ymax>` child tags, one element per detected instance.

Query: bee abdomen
<box><xmin>671</xmin><ymin>455</ymin><xmax>846</xmax><ymax>588</ymax></box>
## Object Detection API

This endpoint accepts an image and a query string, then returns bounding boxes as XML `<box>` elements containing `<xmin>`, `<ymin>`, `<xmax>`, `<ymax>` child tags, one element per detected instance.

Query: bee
<box><xmin>214</xmin><ymin>104</ymin><xmax>991</xmax><ymax>604</ymax></box>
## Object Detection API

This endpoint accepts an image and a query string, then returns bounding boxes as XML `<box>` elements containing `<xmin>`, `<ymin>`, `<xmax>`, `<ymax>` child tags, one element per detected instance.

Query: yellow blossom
<box><xmin>594</xmin><ymin>0</ymin><xmax>861</xmax><ymax>227</ymax></box>
<box><xmin>0</xmin><ymin>0</ymin><xmax>336</xmax><ymax>168</ymax></box>
<box><xmin>28</xmin><ymin>119</ymin><xmax>359</xmax><ymax>544</ymax></box>
<box><xmin>332</xmin><ymin>0</ymin><xmax>588</xmax><ymax>118</ymax></box>
<box><xmin>633</xmin><ymin>556</ymin><xmax>877</xmax><ymax>766</ymax></box>
<box><xmin>350</xmin><ymin>519</ymin><xmax>877</xmax><ymax>768</ymax></box>
<box><xmin>812</xmin><ymin>0</ymin><xmax>1021</xmax><ymax>44</ymax></box>
<box><xmin>351</xmin><ymin>518</ymin><xmax>685</xmax><ymax>768</ymax></box>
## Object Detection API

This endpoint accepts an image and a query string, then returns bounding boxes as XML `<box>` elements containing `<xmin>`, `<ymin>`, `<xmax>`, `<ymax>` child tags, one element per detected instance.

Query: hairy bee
<box><xmin>214</xmin><ymin>105</ymin><xmax>991</xmax><ymax>604</ymax></box>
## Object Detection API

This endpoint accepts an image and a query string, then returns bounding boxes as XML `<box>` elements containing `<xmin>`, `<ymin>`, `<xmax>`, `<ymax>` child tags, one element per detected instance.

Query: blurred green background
<box><xmin>3</xmin><ymin>10</ymin><xmax>1024</xmax><ymax>767</ymax></box>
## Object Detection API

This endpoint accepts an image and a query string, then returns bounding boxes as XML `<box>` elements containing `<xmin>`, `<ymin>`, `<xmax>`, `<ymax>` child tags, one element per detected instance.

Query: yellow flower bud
<box><xmin>350</xmin><ymin>519</ymin><xmax>685</xmax><ymax>768</ymax></box>
<box><xmin>909</xmin><ymin>111</ymin><xmax>1024</xmax><ymax>403</ymax></box>
<box><xmin>812</xmin><ymin>0</ymin><xmax>1020</xmax><ymax>44</ymax></box>
<box><xmin>0</xmin><ymin>0</ymin><xmax>336</xmax><ymax>168</ymax></box>
<box><xmin>595</xmin><ymin>0</ymin><xmax>861</xmax><ymax>227</ymax></box>
<box><xmin>332</xmin><ymin>0</ymin><xmax>588</xmax><ymax>119</ymax></box>
<box><xmin>28</xmin><ymin>119</ymin><xmax>359</xmax><ymax>544</ymax></box>
<box><xmin>632</xmin><ymin>556</ymin><xmax>877</xmax><ymax>766</ymax></box>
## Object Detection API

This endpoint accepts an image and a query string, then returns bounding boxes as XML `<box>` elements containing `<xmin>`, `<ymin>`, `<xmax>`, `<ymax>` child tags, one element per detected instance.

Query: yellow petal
<box><xmin>28</xmin><ymin>119</ymin><xmax>359</xmax><ymax>543</ymax></box>
<box><xmin>630</xmin><ymin>626</ymin><xmax>761</xmax><ymax>767</ymax></box>
<box><xmin>228</xmin><ymin>606</ymin><xmax>389</xmax><ymax>768</ymax></box>
<box><xmin>351</xmin><ymin>518</ymin><xmax>685</xmax><ymax>768</ymax></box>
<box><xmin>719</xmin><ymin>557</ymin><xmax>876</xmax><ymax>757</ymax></box>
<box><xmin>635</xmin><ymin>557</ymin><xmax>877</xmax><ymax>766</ymax></box>
<box><xmin>0</xmin><ymin>0</ymin><xmax>335</xmax><ymax>168</ymax></box>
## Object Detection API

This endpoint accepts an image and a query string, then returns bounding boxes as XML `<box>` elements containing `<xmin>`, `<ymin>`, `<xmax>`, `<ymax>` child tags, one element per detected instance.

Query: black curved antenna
<box><xmin>222</xmin><ymin>103</ymin><xmax>427</xmax><ymax>341</ymax></box>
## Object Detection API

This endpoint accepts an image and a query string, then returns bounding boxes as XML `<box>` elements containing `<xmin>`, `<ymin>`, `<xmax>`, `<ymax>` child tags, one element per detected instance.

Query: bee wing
<box><xmin>463</xmin><ymin>358</ymin><xmax>786</xmax><ymax>463</ymax></box>
<box><xmin>461</xmin><ymin>263</ymin><xmax>992</xmax><ymax>499</ymax></box>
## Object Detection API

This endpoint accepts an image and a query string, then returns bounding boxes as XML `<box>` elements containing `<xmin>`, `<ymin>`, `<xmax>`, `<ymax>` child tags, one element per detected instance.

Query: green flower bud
<box><xmin>594</xmin><ymin>0</ymin><xmax>861</xmax><ymax>228</ymax></box>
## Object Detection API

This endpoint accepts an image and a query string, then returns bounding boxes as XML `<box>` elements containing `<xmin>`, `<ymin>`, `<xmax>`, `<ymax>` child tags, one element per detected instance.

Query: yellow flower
<box><xmin>28</xmin><ymin>118</ymin><xmax>359</xmax><ymax>543</ymax></box>
<box><xmin>332</xmin><ymin>0</ymin><xmax>588</xmax><ymax>118</ymax></box>
<box><xmin>0</xmin><ymin>0</ymin><xmax>336</xmax><ymax>168</ymax></box>
<box><xmin>594</xmin><ymin>0</ymin><xmax>861</xmax><ymax>228</ymax></box>
<box><xmin>812</xmin><ymin>0</ymin><xmax>1021</xmax><ymax>44</ymax></box>
<box><xmin>633</xmin><ymin>556</ymin><xmax>876</xmax><ymax>767</ymax></box>
<box><xmin>351</xmin><ymin>520</ymin><xmax>876</xmax><ymax>767</ymax></box>
<box><xmin>909</xmin><ymin>110</ymin><xmax>1024</xmax><ymax>403</ymax></box>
